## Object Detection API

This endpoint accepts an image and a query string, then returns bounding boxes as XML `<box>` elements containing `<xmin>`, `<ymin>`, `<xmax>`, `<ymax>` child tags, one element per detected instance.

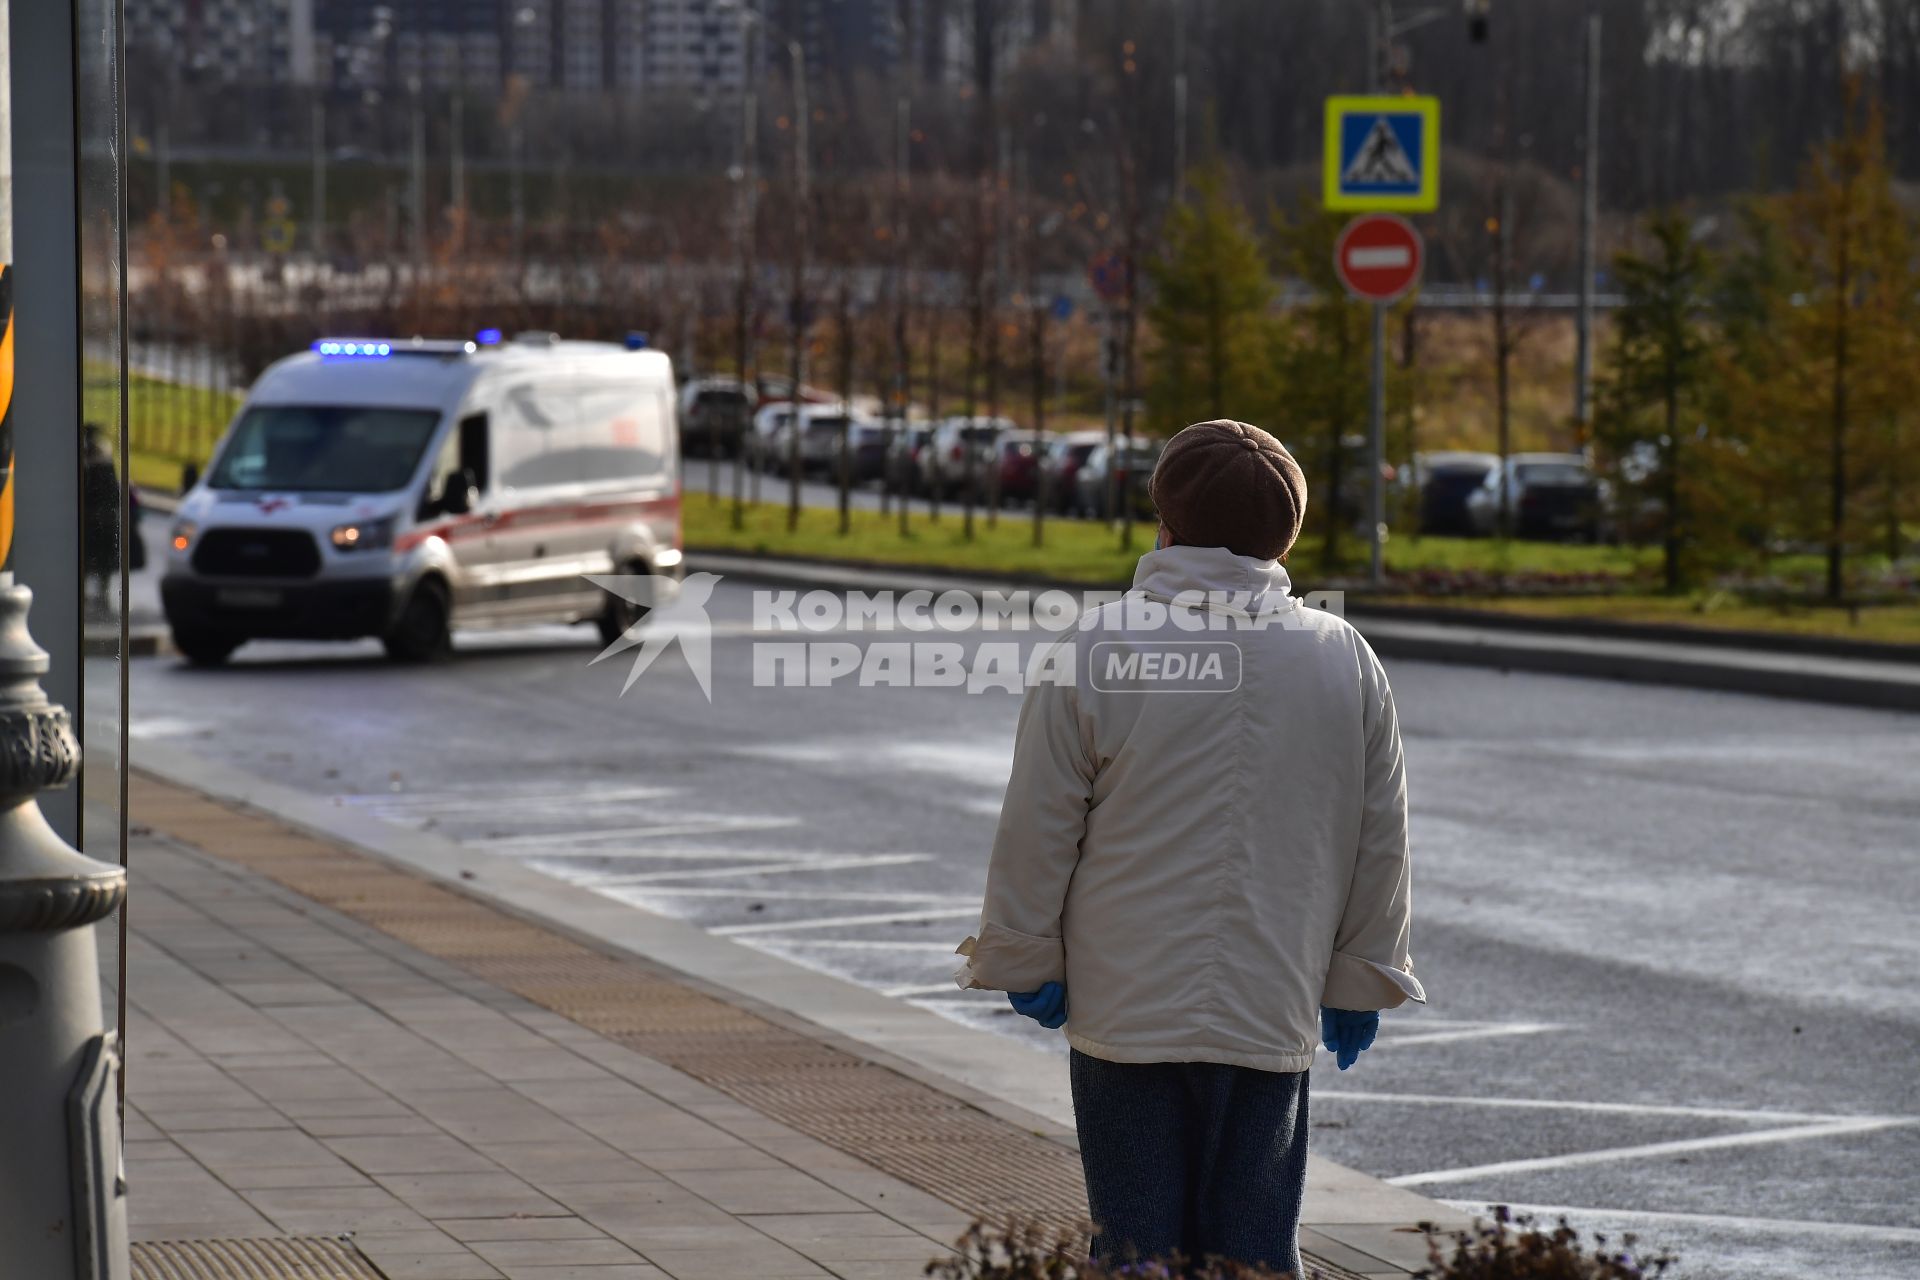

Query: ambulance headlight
<box><xmin>330</xmin><ymin>515</ymin><xmax>396</xmax><ymax>552</ymax></box>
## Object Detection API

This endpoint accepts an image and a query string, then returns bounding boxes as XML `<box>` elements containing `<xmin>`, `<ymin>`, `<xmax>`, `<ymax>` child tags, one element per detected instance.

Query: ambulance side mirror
<box><xmin>437</xmin><ymin>468</ymin><xmax>477</xmax><ymax>516</ymax></box>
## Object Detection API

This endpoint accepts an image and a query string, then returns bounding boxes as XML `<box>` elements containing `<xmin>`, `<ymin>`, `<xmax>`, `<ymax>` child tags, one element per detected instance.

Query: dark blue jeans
<box><xmin>1070</xmin><ymin>1049</ymin><xmax>1309</xmax><ymax>1274</ymax></box>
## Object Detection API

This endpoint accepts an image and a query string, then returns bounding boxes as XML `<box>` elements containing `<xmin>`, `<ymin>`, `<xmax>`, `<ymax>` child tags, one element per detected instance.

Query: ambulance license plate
<box><xmin>216</xmin><ymin>587</ymin><xmax>283</xmax><ymax>609</ymax></box>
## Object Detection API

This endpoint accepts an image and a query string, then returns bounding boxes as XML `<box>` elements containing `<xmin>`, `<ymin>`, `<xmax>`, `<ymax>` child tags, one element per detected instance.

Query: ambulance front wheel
<box><xmin>384</xmin><ymin>578</ymin><xmax>453</xmax><ymax>663</ymax></box>
<box><xmin>172</xmin><ymin>628</ymin><xmax>240</xmax><ymax>667</ymax></box>
<box><xmin>596</xmin><ymin>560</ymin><xmax>653</xmax><ymax>646</ymax></box>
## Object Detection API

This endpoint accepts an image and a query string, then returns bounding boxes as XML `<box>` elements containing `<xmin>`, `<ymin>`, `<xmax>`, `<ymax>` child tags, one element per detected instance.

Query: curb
<box><xmin>1350</xmin><ymin>617</ymin><xmax>1920</xmax><ymax>713</ymax></box>
<box><xmin>1343</xmin><ymin>600</ymin><xmax>1920</xmax><ymax>663</ymax></box>
<box><xmin>685</xmin><ymin>550</ymin><xmax>1920</xmax><ymax>713</ymax></box>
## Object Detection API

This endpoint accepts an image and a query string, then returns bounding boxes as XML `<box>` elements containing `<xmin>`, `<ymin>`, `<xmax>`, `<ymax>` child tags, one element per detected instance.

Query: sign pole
<box><xmin>1324</xmin><ymin>93</ymin><xmax>1439</xmax><ymax>588</ymax></box>
<box><xmin>1333</xmin><ymin>214</ymin><xmax>1421</xmax><ymax>588</ymax></box>
<box><xmin>1369</xmin><ymin>301</ymin><xmax>1386</xmax><ymax>587</ymax></box>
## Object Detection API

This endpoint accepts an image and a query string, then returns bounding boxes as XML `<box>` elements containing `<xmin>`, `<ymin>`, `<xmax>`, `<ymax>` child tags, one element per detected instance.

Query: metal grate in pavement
<box><xmin>130</xmin><ymin>1236</ymin><xmax>384</xmax><ymax>1280</ymax></box>
<box><xmin>131</xmin><ymin>772</ymin><xmax>1360</xmax><ymax>1276</ymax></box>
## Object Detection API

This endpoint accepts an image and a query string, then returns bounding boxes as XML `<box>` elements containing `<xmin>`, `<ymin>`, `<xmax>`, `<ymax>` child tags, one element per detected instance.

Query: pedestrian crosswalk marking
<box><xmin>1389</xmin><ymin>1114</ymin><xmax>1912</xmax><ymax>1186</ymax></box>
<box><xmin>714</xmin><ymin>906</ymin><xmax>979</xmax><ymax>935</ymax></box>
<box><xmin>601</xmin><ymin>886</ymin><xmax>970</xmax><ymax>903</ymax></box>
<box><xmin>470</xmin><ymin>815</ymin><xmax>801</xmax><ymax>847</ymax></box>
<box><xmin>584</xmin><ymin>853</ymin><xmax>933</xmax><ymax>885</ymax></box>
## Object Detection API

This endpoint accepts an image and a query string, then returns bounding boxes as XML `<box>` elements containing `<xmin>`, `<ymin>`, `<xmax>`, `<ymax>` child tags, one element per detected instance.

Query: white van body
<box><xmin>160</xmin><ymin>335</ymin><xmax>682</xmax><ymax>663</ymax></box>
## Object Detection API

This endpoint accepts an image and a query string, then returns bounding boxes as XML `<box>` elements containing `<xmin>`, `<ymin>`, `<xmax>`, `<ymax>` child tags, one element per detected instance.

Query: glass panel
<box><xmin>75</xmin><ymin>0</ymin><xmax>128</xmax><ymax>1044</ymax></box>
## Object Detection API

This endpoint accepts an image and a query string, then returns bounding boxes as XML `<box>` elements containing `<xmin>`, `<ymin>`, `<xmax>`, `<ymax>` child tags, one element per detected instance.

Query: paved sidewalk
<box><xmin>122</xmin><ymin>837</ymin><xmax>976</xmax><ymax>1278</ymax></box>
<box><xmin>120</xmin><ymin>772</ymin><xmax>1428</xmax><ymax>1279</ymax></box>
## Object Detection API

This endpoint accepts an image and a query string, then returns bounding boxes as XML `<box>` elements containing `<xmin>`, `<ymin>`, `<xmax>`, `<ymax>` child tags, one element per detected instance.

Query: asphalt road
<box><xmin>122</xmin><ymin>579</ymin><xmax>1920</xmax><ymax>1278</ymax></box>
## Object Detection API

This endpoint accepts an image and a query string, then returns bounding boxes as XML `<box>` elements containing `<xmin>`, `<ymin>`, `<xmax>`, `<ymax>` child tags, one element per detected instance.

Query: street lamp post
<box><xmin>1573</xmin><ymin>13</ymin><xmax>1601</xmax><ymax>437</ymax></box>
<box><xmin>0</xmin><ymin>6</ymin><xmax>132</xmax><ymax>1274</ymax></box>
<box><xmin>887</xmin><ymin>87</ymin><xmax>909</xmax><ymax>530</ymax></box>
<box><xmin>728</xmin><ymin>6</ymin><xmax>761</xmax><ymax>530</ymax></box>
<box><xmin>785</xmin><ymin>38</ymin><xmax>809</xmax><ymax>534</ymax></box>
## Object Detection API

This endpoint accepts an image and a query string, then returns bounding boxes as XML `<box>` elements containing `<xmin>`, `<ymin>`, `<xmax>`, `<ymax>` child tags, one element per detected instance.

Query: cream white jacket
<box><xmin>955</xmin><ymin>545</ymin><xmax>1425</xmax><ymax>1072</ymax></box>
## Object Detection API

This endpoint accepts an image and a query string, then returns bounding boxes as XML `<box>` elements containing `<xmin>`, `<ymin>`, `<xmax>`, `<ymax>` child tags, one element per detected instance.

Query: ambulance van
<box><xmin>160</xmin><ymin>332</ymin><xmax>682</xmax><ymax>664</ymax></box>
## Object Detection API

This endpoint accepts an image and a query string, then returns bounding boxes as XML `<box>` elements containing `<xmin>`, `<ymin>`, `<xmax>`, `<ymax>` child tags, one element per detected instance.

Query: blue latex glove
<box><xmin>1320</xmin><ymin>1006</ymin><xmax>1380</xmax><ymax>1071</ymax></box>
<box><xmin>1008</xmin><ymin>982</ymin><xmax>1068</xmax><ymax>1029</ymax></box>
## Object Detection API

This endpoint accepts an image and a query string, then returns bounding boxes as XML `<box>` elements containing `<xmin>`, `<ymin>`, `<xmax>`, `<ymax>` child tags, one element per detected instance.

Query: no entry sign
<box><xmin>1334</xmin><ymin>214</ymin><xmax>1423</xmax><ymax>303</ymax></box>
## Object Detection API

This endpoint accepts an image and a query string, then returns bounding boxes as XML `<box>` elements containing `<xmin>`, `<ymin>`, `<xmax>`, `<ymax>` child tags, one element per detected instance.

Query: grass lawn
<box><xmin>85</xmin><ymin>362</ymin><xmax>241</xmax><ymax>493</ymax></box>
<box><xmin>683</xmin><ymin>491</ymin><xmax>1155</xmax><ymax>583</ymax></box>
<box><xmin>684</xmin><ymin>494</ymin><xmax>1920</xmax><ymax>645</ymax></box>
<box><xmin>1387</xmin><ymin>593</ymin><xmax>1920</xmax><ymax>646</ymax></box>
<box><xmin>683</xmin><ymin>493</ymin><xmax>1657</xmax><ymax>585</ymax></box>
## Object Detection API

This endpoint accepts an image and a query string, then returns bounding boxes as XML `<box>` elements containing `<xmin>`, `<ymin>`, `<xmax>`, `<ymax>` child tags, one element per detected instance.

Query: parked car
<box><xmin>918</xmin><ymin>417</ymin><xmax>1013</xmax><ymax>500</ymax></box>
<box><xmin>748</xmin><ymin>402</ymin><xmax>796</xmax><ymax>472</ymax></box>
<box><xmin>1073</xmin><ymin>437</ymin><xmax>1164</xmax><ymax>520</ymax></box>
<box><xmin>1465</xmin><ymin>452</ymin><xmax>1603</xmax><ymax>540</ymax></box>
<box><xmin>994</xmin><ymin>432</ymin><xmax>1045</xmax><ymax>505</ymax></box>
<box><xmin>847</xmin><ymin>422</ymin><xmax>891</xmax><ymax>484</ymax></box>
<box><xmin>745</xmin><ymin>375</ymin><xmax>834</xmax><ymax>408</ymax></box>
<box><xmin>678</xmin><ymin>377</ymin><xmax>754</xmax><ymax>459</ymax></box>
<box><xmin>885</xmin><ymin>425</ymin><xmax>934</xmax><ymax>495</ymax></box>
<box><xmin>1043</xmin><ymin>431</ymin><xmax>1107</xmax><ymax>515</ymax></box>
<box><xmin>763</xmin><ymin>405</ymin><xmax>882</xmax><ymax>479</ymax></box>
<box><xmin>1409</xmin><ymin>450</ymin><xmax>1500</xmax><ymax>535</ymax></box>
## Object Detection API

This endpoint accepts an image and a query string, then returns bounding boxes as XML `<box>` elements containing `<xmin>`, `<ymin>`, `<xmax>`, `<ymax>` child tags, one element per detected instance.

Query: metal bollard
<box><xmin>0</xmin><ymin>579</ymin><xmax>129</xmax><ymax>1280</ymax></box>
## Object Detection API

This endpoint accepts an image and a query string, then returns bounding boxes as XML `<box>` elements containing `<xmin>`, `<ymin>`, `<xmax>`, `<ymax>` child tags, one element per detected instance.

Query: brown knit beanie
<box><xmin>1148</xmin><ymin>420</ymin><xmax>1308</xmax><ymax>561</ymax></box>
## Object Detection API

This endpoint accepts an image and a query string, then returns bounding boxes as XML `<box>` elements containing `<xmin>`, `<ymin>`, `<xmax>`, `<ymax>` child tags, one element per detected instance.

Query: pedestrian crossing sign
<box><xmin>1324</xmin><ymin>95</ymin><xmax>1440</xmax><ymax>212</ymax></box>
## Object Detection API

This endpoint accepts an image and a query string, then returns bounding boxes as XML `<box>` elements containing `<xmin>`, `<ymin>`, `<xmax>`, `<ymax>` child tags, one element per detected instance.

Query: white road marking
<box><xmin>346</xmin><ymin>784</ymin><xmax>676</xmax><ymax>814</ymax></box>
<box><xmin>1314</xmin><ymin>1090</ymin><xmax>1873</xmax><ymax>1126</ymax></box>
<box><xmin>1383</xmin><ymin>1021</ymin><xmax>1564</xmax><ymax>1047</ymax></box>
<box><xmin>713</xmin><ymin>906</ymin><xmax>979</xmax><ymax>936</ymax></box>
<box><xmin>884</xmin><ymin>982</ymin><xmax>970</xmax><ymax>998</ymax></box>
<box><xmin>1441</xmin><ymin>1201</ymin><xmax>1920</xmax><ymax>1244</ymax></box>
<box><xmin>470</xmin><ymin>816</ymin><xmax>802</xmax><ymax>847</ymax></box>
<box><xmin>530</xmin><ymin>847</ymin><xmax>838</xmax><ymax>864</ymax></box>
<box><xmin>763</xmin><ymin>939</ymin><xmax>966</xmax><ymax>952</ymax></box>
<box><xmin>603</xmin><ymin>886</ymin><xmax>974</xmax><ymax>903</ymax></box>
<box><xmin>730</xmin><ymin>738</ymin><xmax>1014</xmax><ymax>790</ymax></box>
<box><xmin>587</xmin><ymin>854</ymin><xmax>933</xmax><ymax>884</ymax></box>
<box><xmin>1388</xmin><ymin>1116</ymin><xmax>1913</xmax><ymax>1187</ymax></box>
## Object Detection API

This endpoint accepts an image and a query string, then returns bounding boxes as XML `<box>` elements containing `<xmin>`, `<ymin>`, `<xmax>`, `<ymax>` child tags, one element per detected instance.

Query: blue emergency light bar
<box><xmin>313</xmin><ymin>337</ymin><xmax>479</xmax><ymax>358</ymax></box>
<box><xmin>476</xmin><ymin>327</ymin><xmax>503</xmax><ymax>345</ymax></box>
<box><xmin>314</xmin><ymin>339</ymin><xmax>392</xmax><ymax>357</ymax></box>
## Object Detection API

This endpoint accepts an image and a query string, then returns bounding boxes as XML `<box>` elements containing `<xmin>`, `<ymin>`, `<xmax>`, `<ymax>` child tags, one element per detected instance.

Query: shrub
<box><xmin>1415</xmin><ymin>1208</ymin><xmax>1678</xmax><ymax>1279</ymax></box>
<box><xmin>925</xmin><ymin>1219</ymin><xmax>1331</xmax><ymax>1279</ymax></box>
